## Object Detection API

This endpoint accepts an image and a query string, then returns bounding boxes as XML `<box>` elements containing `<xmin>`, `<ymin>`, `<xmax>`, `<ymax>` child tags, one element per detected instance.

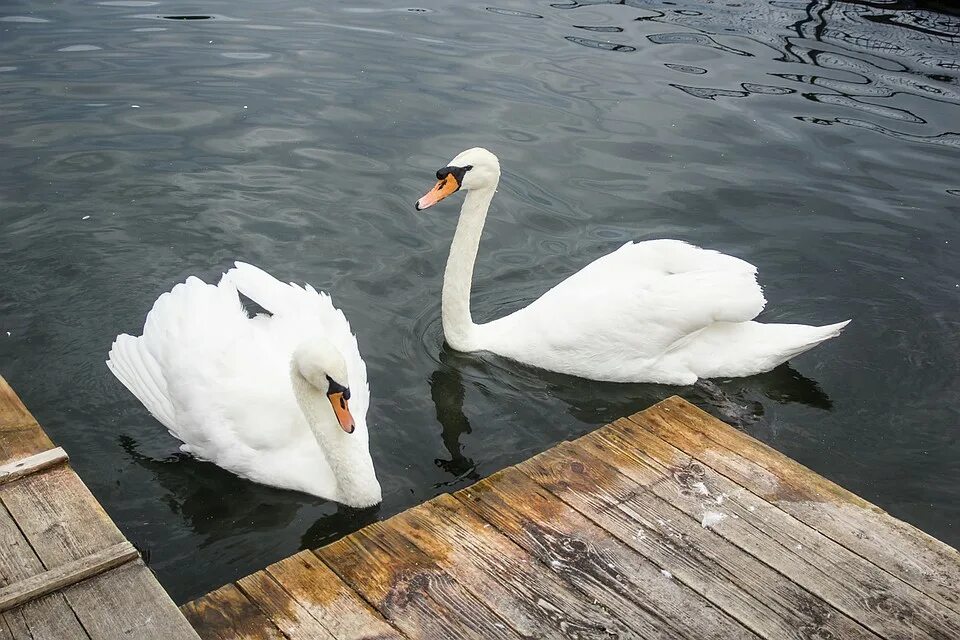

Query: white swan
<box><xmin>106</xmin><ymin>262</ymin><xmax>382</xmax><ymax>507</ymax></box>
<box><xmin>415</xmin><ymin>147</ymin><xmax>850</xmax><ymax>385</ymax></box>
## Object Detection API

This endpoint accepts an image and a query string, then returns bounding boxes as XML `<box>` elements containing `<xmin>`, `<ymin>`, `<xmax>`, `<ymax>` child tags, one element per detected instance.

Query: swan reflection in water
<box><xmin>426</xmin><ymin>344</ymin><xmax>836</xmax><ymax>490</ymax></box>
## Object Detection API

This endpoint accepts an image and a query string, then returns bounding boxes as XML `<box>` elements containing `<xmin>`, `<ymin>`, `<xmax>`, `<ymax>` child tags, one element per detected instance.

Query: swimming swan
<box><xmin>416</xmin><ymin>147</ymin><xmax>849</xmax><ymax>385</ymax></box>
<box><xmin>106</xmin><ymin>262</ymin><xmax>381</xmax><ymax>507</ymax></box>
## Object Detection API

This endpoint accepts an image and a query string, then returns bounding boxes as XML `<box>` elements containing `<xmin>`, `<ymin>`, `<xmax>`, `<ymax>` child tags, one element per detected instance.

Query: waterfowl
<box><xmin>107</xmin><ymin>262</ymin><xmax>381</xmax><ymax>507</ymax></box>
<box><xmin>416</xmin><ymin>147</ymin><xmax>849</xmax><ymax>384</ymax></box>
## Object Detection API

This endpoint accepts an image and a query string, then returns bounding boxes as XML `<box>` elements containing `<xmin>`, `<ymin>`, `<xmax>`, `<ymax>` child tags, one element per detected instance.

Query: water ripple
<box><xmin>564</xmin><ymin>36</ymin><xmax>636</xmax><ymax>52</ymax></box>
<box><xmin>2</xmin><ymin>0</ymin><xmax>959</xmax><ymax>604</ymax></box>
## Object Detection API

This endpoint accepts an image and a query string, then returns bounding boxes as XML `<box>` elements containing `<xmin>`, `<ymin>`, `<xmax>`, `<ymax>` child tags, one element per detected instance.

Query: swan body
<box><xmin>106</xmin><ymin>262</ymin><xmax>381</xmax><ymax>507</ymax></box>
<box><xmin>416</xmin><ymin>148</ymin><xmax>849</xmax><ymax>385</ymax></box>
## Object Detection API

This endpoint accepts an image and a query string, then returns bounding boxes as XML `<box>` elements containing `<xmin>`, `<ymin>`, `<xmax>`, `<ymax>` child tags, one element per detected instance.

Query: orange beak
<box><xmin>416</xmin><ymin>174</ymin><xmax>461</xmax><ymax>210</ymax></box>
<box><xmin>327</xmin><ymin>392</ymin><xmax>355</xmax><ymax>434</ymax></box>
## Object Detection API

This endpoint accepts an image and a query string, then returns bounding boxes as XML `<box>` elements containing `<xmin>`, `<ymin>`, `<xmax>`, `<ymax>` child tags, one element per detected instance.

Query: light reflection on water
<box><xmin>0</xmin><ymin>0</ymin><xmax>958</xmax><ymax>602</ymax></box>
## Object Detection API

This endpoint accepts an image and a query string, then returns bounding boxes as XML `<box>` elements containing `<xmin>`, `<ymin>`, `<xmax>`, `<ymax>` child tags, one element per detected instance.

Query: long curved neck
<box><xmin>290</xmin><ymin>372</ymin><xmax>379</xmax><ymax>507</ymax></box>
<box><xmin>442</xmin><ymin>184</ymin><xmax>497</xmax><ymax>351</ymax></box>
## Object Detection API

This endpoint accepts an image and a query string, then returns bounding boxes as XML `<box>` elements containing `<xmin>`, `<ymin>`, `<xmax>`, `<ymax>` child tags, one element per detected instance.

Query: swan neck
<box><xmin>442</xmin><ymin>185</ymin><xmax>496</xmax><ymax>351</ymax></box>
<box><xmin>290</xmin><ymin>371</ymin><xmax>380</xmax><ymax>506</ymax></box>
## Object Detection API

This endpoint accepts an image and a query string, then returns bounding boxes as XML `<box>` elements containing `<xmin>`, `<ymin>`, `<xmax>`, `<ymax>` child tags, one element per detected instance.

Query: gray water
<box><xmin>1</xmin><ymin>0</ymin><xmax>958</xmax><ymax>603</ymax></box>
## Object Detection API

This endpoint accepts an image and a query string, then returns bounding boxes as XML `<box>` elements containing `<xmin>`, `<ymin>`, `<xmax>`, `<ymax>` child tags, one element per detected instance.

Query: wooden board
<box><xmin>0</xmin><ymin>374</ymin><xmax>199</xmax><ymax>639</ymax></box>
<box><xmin>390</xmin><ymin>493</ymin><xmax>648</xmax><ymax>640</ymax></box>
<box><xmin>519</xmin><ymin>441</ymin><xmax>875</xmax><ymax>640</ymax></box>
<box><xmin>0</xmin><ymin>376</ymin><xmax>52</xmax><ymax>467</ymax></box>
<box><xmin>2</xmin><ymin>594</ymin><xmax>91</xmax><ymax>640</ymax></box>
<box><xmin>635</xmin><ymin>397</ymin><xmax>960</xmax><ymax>613</ymax></box>
<box><xmin>579</xmin><ymin>418</ymin><xmax>960</xmax><ymax>639</ymax></box>
<box><xmin>318</xmin><ymin>521</ymin><xmax>522</xmax><ymax>640</ymax></box>
<box><xmin>184</xmin><ymin>396</ymin><xmax>960</xmax><ymax>640</ymax></box>
<box><xmin>455</xmin><ymin>467</ymin><xmax>740</xmax><ymax>640</ymax></box>
<box><xmin>181</xmin><ymin>584</ymin><xmax>285</xmax><ymax>640</ymax></box>
<box><xmin>0</xmin><ymin>541</ymin><xmax>138</xmax><ymax>612</ymax></box>
<box><xmin>0</xmin><ymin>448</ymin><xmax>68</xmax><ymax>487</ymax></box>
<box><xmin>260</xmin><ymin>551</ymin><xmax>400</xmax><ymax>639</ymax></box>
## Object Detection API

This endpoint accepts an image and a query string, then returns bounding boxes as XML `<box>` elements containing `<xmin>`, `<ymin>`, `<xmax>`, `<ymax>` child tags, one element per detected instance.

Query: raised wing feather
<box><xmin>221</xmin><ymin>262</ymin><xmax>370</xmax><ymax>423</ymax></box>
<box><xmin>490</xmin><ymin>240</ymin><xmax>767</xmax><ymax>369</ymax></box>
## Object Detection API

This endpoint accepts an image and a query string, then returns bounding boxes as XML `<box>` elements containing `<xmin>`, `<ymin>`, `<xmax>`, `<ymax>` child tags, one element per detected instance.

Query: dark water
<box><xmin>1</xmin><ymin>0</ymin><xmax>958</xmax><ymax>603</ymax></box>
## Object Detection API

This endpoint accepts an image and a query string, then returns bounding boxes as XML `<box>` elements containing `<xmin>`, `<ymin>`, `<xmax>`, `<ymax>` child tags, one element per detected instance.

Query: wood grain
<box><xmin>456</xmin><ymin>466</ymin><xmax>720</xmax><ymax>640</ymax></box>
<box><xmin>0</xmin><ymin>377</ymin><xmax>52</xmax><ymax>467</ymax></box>
<box><xmin>318</xmin><ymin>521</ymin><xmax>520</xmax><ymax>640</ymax></box>
<box><xmin>2</xmin><ymin>594</ymin><xmax>91</xmax><ymax>640</ymax></box>
<box><xmin>638</xmin><ymin>397</ymin><xmax>960</xmax><ymax>614</ymax></box>
<box><xmin>390</xmin><ymin>493</ymin><xmax>646</xmax><ymax>640</ymax></box>
<box><xmin>0</xmin><ymin>541</ymin><xmax>138</xmax><ymax>612</ymax></box>
<box><xmin>0</xmin><ymin>473</ymin><xmax>91</xmax><ymax>639</ymax></box>
<box><xmin>0</xmin><ymin>376</ymin><xmax>202</xmax><ymax>638</ymax></box>
<box><xmin>583</xmin><ymin>415</ymin><xmax>960</xmax><ymax>639</ymax></box>
<box><xmin>182</xmin><ymin>396</ymin><xmax>960</xmax><ymax>640</ymax></box>
<box><xmin>0</xmin><ymin>458</ymin><xmax>197</xmax><ymax>638</ymax></box>
<box><xmin>0</xmin><ymin>462</ymin><xmax>125</xmax><ymax>568</ymax></box>
<box><xmin>236</xmin><ymin>570</ymin><xmax>336</xmax><ymax>640</ymax></box>
<box><xmin>63</xmin><ymin>560</ymin><xmax>200</xmax><ymax>639</ymax></box>
<box><xmin>181</xmin><ymin>584</ymin><xmax>285</xmax><ymax>640</ymax></box>
<box><xmin>261</xmin><ymin>551</ymin><xmax>401</xmax><ymax>640</ymax></box>
<box><xmin>0</xmin><ymin>448</ymin><xmax>68</xmax><ymax>487</ymax></box>
<box><xmin>521</xmin><ymin>440</ymin><xmax>874</xmax><ymax>640</ymax></box>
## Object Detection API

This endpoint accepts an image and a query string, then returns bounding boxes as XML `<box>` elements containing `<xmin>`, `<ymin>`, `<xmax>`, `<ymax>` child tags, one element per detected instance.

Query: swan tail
<box><xmin>686</xmin><ymin>319</ymin><xmax>851</xmax><ymax>378</ymax></box>
<box><xmin>106</xmin><ymin>333</ymin><xmax>179</xmax><ymax>436</ymax></box>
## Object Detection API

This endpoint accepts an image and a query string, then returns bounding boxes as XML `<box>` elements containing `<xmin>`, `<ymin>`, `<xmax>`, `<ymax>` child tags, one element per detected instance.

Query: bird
<box><xmin>106</xmin><ymin>262</ymin><xmax>381</xmax><ymax>507</ymax></box>
<box><xmin>415</xmin><ymin>147</ymin><xmax>849</xmax><ymax>385</ymax></box>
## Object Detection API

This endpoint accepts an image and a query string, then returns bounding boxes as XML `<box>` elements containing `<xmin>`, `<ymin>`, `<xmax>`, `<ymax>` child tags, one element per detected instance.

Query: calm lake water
<box><xmin>1</xmin><ymin>0</ymin><xmax>958</xmax><ymax>603</ymax></box>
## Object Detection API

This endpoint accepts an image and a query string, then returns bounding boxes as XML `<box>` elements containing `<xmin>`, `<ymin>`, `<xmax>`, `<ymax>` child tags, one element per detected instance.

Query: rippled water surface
<box><xmin>1</xmin><ymin>0</ymin><xmax>958</xmax><ymax>602</ymax></box>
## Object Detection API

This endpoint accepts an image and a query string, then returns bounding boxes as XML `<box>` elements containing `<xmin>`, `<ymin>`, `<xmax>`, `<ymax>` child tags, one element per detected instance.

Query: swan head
<box><xmin>415</xmin><ymin>147</ymin><xmax>500</xmax><ymax>210</ymax></box>
<box><xmin>292</xmin><ymin>342</ymin><xmax>355</xmax><ymax>434</ymax></box>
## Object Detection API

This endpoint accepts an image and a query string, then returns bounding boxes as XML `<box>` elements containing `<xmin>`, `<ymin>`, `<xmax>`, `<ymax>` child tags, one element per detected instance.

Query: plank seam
<box><xmin>0</xmin><ymin>448</ymin><xmax>68</xmax><ymax>487</ymax></box>
<box><xmin>305</xmin><ymin>549</ymin><xmax>404</xmax><ymax>637</ymax></box>
<box><xmin>508</xmin><ymin>459</ymin><xmax>771</xmax><ymax>640</ymax></box>
<box><xmin>608</xmin><ymin>416</ymin><xmax>960</xmax><ymax>637</ymax></box>
<box><xmin>450</xmin><ymin>489</ymin><xmax>692</xmax><ymax>640</ymax></box>
<box><xmin>258</xmin><ymin>557</ymin><xmax>405</xmax><ymax>639</ymax></box>
<box><xmin>0</xmin><ymin>541</ymin><xmax>139</xmax><ymax>613</ymax></box>
<box><xmin>232</xmin><ymin>573</ymin><xmax>324</xmax><ymax>640</ymax></box>
<box><xmin>624</xmin><ymin>411</ymin><xmax>960</xmax><ymax>616</ymax></box>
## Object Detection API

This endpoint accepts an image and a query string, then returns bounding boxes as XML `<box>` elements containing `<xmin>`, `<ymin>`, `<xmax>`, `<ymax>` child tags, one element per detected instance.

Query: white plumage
<box><xmin>107</xmin><ymin>262</ymin><xmax>381</xmax><ymax>507</ymax></box>
<box><xmin>417</xmin><ymin>147</ymin><xmax>850</xmax><ymax>384</ymax></box>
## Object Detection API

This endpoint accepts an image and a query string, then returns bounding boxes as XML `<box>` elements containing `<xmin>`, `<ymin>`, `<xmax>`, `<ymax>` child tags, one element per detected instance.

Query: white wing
<box><xmin>108</xmin><ymin>275</ymin><xmax>305</xmax><ymax>464</ymax></box>
<box><xmin>483</xmin><ymin>240</ymin><xmax>767</xmax><ymax>379</ymax></box>
<box><xmin>220</xmin><ymin>262</ymin><xmax>370</xmax><ymax>425</ymax></box>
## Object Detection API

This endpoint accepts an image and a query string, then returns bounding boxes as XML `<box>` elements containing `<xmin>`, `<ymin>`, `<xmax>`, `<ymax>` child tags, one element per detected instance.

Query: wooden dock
<box><xmin>182</xmin><ymin>396</ymin><xmax>960</xmax><ymax>640</ymax></box>
<box><xmin>0</xmin><ymin>375</ymin><xmax>199</xmax><ymax>639</ymax></box>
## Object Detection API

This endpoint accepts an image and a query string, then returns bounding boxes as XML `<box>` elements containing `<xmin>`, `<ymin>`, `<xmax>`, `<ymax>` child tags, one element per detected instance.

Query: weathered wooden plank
<box><xmin>261</xmin><ymin>551</ymin><xmax>401</xmax><ymax>640</ymax></box>
<box><xmin>0</xmin><ymin>377</ymin><xmax>53</xmax><ymax>466</ymax></box>
<box><xmin>456</xmin><ymin>467</ymin><xmax>719</xmax><ymax>640</ymax></box>
<box><xmin>0</xmin><ymin>464</ymin><xmax>125</xmax><ymax>568</ymax></box>
<box><xmin>582</xmin><ymin>417</ymin><xmax>960</xmax><ymax>639</ymax></box>
<box><xmin>390</xmin><ymin>493</ymin><xmax>652</xmax><ymax>640</ymax></box>
<box><xmin>0</xmin><ymin>448</ymin><xmax>69</xmax><ymax>487</ymax></box>
<box><xmin>181</xmin><ymin>584</ymin><xmax>285</xmax><ymax>640</ymax></box>
<box><xmin>63</xmin><ymin>560</ymin><xmax>199</xmax><ymax>639</ymax></box>
<box><xmin>0</xmin><ymin>466</ymin><xmax>197</xmax><ymax>638</ymax></box>
<box><xmin>520</xmin><ymin>441</ymin><xmax>875</xmax><ymax>640</ymax></box>
<box><xmin>0</xmin><ymin>501</ymin><xmax>44</xmax><ymax>587</ymax></box>
<box><xmin>317</xmin><ymin>522</ymin><xmax>520</xmax><ymax>640</ymax></box>
<box><xmin>640</xmin><ymin>396</ymin><xmax>960</xmax><ymax>613</ymax></box>
<box><xmin>0</xmin><ymin>541</ymin><xmax>138</xmax><ymax>613</ymax></box>
<box><xmin>236</xmin><ymin>570</ymin><xmax>337</xmax><ymax>640</ymax></box>
<box><xmin>2</xmin><ymin>594</ymin><xmax>90</xmax><ymax>640</ymax></box>
<box><xmin>0</xmin><ymin>483</ymin><xmax>91</xmax><ymax>639</ymax></box>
